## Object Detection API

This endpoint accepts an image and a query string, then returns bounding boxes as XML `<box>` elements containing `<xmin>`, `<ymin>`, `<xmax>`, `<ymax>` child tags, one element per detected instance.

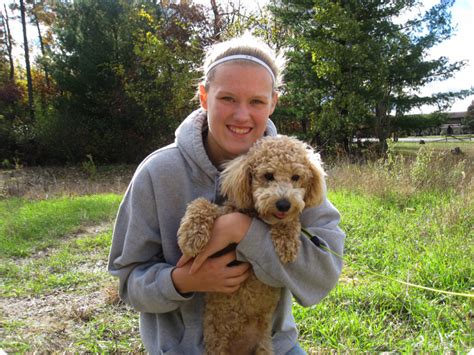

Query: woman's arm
<box><xmin>237</xmin><ymin>197</ymin><xmax>345</xmax><ymax>306</ymax></box>
<box><xmin>180</xmin><ymin>197</ymin><xmax>345</xmax><ymax>307</ymax></box>
<box><xmin>172</xmin><ymin>250</ymin><xmax>250</xmax><ymax>294</ymax></box>
<box><xmin>177</xmin><ymin>212</ymin><xmax>252</xmax><ymax>273</ymax></box>
<box><xmin>108</xmin><ymin>167</ymin><xmax>188</xmax><ymax>314</ymax></box>
<box><xmin>108</xmin><ymin>167</ymin><xmax>253</xmax><ymax>313</ymax></box>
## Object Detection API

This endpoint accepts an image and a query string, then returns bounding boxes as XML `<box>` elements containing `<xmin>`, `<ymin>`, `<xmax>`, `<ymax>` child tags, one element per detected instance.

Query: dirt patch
<box><xmin>0</xmin><ymin>284</ymin><xmax>125</xmax><ymax>352</ymax></box>
<box><xmin>1</xmin><ymin>290</ymin><xmax>103</xmax><ymax>343</ymax></box>
<box><xmin>0</xmin><ymin>223</ymin><xmax>130</xmax><ymax>352</ymax></box>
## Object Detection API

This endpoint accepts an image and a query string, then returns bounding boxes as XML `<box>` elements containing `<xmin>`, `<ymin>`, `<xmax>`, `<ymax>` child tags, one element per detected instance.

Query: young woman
<box><xmin>108</xmin><ymin>33</ymin><xmax>345</xmax><ymax>354</ymax></box>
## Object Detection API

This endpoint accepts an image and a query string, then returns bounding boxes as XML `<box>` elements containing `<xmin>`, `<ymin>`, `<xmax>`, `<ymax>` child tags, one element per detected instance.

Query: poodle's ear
<box><xmin>304</xmin><ymin>152</ymin><xmax>326</xmax><ymax>207</ymax></box>
<box><xmin>220</xmin><ymin>155</ymin><xmax>253</xmax><ymax>210</ymax></box>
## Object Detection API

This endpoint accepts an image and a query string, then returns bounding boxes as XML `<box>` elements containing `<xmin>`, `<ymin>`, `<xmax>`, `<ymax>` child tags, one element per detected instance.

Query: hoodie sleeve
<box><xmin>108</xmin><ymin>166</ymin><xmax>193</xmax><ymax>314</ymax></box>
<box><xmin>236</xmin><ymin>197</ymin><xmax>345</xmax><ymax>307</ymax></box>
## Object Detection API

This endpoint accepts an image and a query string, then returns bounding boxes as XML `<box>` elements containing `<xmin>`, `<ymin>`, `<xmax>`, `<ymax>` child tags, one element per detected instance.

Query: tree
<box><xmin>271</xmin><ymin>0</ymin><xmax>473</xmax><ymax>152</ymax></box>
<box><xmin>45</xmin><ymin>0</ymin><xmax>144</xmax><ymax>163</ymax></box>
<box><xmin>462</xmin><ymin>100</ymin><xmax>474</xmax><ymax>133</ymax></box>
<box><xmin>28</xmin><ymin>0</ymin><xmax>56</xmax><ymax>90</ymax></box>
<box><xmin>45</xmin><ymin>0</ymin><xmax>209</xmax><ymax>163</ymax></box>
<box><xmin>123</xmin><ymin>1</ymin><xmax>209</xmax><ymax>143</ymax></box>
<box><xmin>1</xmin><ymin>4</ymin><xmax>15</xmax><ymax>80</ymax></box>
<box><xmin>19</xmin><ymin>0</ymin><xmax>35</xmax><ymax>121</ymax></box>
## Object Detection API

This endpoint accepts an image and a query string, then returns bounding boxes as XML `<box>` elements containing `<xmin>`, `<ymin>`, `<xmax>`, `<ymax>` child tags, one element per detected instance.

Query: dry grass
<box><xmin>0</xmin><ymin>165</ymin><xmax>134</xmax><ymax>199</ymax></box>
<box><xmin>326</xmin><ymin>145</ymin><xmax>473</xmax><ymax>198</ymax></box>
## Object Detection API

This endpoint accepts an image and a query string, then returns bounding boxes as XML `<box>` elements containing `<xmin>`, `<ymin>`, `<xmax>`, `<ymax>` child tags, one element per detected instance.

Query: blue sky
<box><xmin>411</xmin><ymin>0</ymin><xmax>473</xmax><ymax>113</ymax></box>
<box><xmin>2</xmin><ymin>0</ymin><xmax>472</xmax><ymax>113</ymax></box>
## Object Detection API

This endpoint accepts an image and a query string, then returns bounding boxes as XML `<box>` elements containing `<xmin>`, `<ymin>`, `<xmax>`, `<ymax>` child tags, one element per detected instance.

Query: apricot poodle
<box><xmin>178</xmin><ymin>135</ymin><xmax>326</xmax><ymax>355</ymax></box>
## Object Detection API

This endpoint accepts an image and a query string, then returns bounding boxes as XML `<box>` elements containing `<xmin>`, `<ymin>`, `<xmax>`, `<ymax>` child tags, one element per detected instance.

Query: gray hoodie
<box><xmin>108</xmin><ymin>109</ymin><xmax>345</xmax><ymax>354</ymax></box>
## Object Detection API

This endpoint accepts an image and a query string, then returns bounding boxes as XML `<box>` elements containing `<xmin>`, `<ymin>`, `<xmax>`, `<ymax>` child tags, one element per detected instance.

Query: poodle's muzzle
<box><xmin>254</xmin><ymin>183</ymin><xmax>306</xmax><ymax>225</ymax></box>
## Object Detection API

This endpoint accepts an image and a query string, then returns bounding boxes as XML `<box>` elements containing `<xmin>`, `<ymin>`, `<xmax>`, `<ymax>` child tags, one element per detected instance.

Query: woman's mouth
<box><xmin>228</xmin><ymin>125</ymin><xmax>252</xmax><ymax>135</ymax></box>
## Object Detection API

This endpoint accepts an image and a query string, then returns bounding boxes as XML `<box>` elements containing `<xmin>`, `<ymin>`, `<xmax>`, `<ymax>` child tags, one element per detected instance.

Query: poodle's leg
<box><xmin>271</xmin><ymin>220</ymin><xmax>301</xmax><ymax>264</ymax></box>
<box><xmin>203</xmin><ymin>311</ymin><xmax>232</xmax><ymax>355</ymax></box>
<box><xmin>253</xmin><ymin>309</ymin><xmax>275</xmax><ymax>355</ymax></box>
<box><xmin>177</xmin><ymin>197</ymin><xmax>221</xmax><ymax>257</ymax></box>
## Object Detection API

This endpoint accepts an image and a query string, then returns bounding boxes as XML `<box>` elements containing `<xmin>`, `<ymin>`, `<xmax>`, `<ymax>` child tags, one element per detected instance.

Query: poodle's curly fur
<box><xmin>178</xmin><ymin>135</ymin><xmax>326</xmax><ymax>355</ymax></box>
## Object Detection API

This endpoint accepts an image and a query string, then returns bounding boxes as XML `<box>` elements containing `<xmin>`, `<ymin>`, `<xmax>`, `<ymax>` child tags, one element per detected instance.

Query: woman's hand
<box><xmin>172</xmin><ymin>250</ymin><xmax>251</xmax><ymax>294</ymax></box>
<box><xmin>177</xmin><ymin>212</ymin><xmax>252</xmax><ymax>274</ymax></box>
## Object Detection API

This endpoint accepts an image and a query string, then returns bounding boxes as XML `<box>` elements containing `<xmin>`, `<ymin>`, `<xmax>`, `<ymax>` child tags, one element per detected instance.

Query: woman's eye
<box><xmin>291</xmin><ymin>175</ymin><xmax>300</xmax><ymax>182</ymax></box>
<box><xmin>264</xmin><ymin>173</ymin><xmax>274</xmax><ymax>181</ymax></box>
<box><xmin>251</xmin><ymin>99</ymin><xmax>264</xmax><ymax>105</ymax></box>
<box><xmin>221</xmin><ymin>97</ymin><xmax>234</xmax><ymax>102</ymax></box>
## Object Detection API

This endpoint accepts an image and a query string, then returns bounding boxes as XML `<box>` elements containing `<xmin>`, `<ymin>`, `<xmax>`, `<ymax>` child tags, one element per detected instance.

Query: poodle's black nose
<box><xmin>276</xmin><ymin>199</ymin><xmax>291</xmax><ymax>212</ymax></box>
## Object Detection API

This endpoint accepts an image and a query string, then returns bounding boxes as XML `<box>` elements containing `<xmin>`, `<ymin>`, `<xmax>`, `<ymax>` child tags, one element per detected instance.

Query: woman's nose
<box><xmin>234</xmin><ymin>103</ymin><xmax>250</xmax><ymax>120</ymax></box>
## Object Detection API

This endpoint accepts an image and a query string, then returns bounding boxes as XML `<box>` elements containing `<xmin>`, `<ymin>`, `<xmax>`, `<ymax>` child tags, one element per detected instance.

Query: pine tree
<box><xmin>271</xmin><ymin>0</ymin><xmax>473</xmax><ymax>151</ymax></box>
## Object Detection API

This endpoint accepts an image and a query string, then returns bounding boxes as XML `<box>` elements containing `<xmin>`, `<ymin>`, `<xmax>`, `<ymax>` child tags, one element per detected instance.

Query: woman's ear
<box><xmin>220</xmin><ymin>155</ymin><xmax>253</xmax><ymax>210</ymax></box>
<box><xmin>199</xmin><ymin>84</ymin><xmax>208</xmax><ymax>110</ymax></box>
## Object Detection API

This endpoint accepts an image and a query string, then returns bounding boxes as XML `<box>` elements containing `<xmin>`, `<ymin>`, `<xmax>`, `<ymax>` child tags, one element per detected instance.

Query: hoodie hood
<box><xmin>175</xmin><ymin>108</ymin><xmax>278</xmax><ymax>182</ymax></box>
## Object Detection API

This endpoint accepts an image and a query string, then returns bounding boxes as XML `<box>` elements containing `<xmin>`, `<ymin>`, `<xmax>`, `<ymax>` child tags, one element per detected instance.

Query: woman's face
<box><xmin>200</xmin><ymin>62</ymin><xmax>278</xmax><ymax>166</ymax></box>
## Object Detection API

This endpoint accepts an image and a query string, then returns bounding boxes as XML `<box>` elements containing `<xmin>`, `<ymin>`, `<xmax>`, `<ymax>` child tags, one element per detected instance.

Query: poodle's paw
<box><xmin>178</xmin><ymin>198</ymin><xmax>220</xmax><ymax>257</ymax></box>
<box><xmin>275</xmin><ymin>242</ymin><xmax>299</xmax><ymax>263</ymax></box>
<box><xmin>271</xmin><ymin>225</ymin><xmax>301</xmax><ymax>264</ymax></box>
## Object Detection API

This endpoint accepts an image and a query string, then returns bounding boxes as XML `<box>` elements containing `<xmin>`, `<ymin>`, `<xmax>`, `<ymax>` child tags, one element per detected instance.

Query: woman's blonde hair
<box><xmin>200</xmin><ymin>33</ymin><xmax>286</xmax><ymax>92</ymax></box>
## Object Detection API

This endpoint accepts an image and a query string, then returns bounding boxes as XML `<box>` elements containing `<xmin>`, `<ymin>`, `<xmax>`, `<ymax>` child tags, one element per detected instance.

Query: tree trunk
<box><xmin>20</xmin><ymin>0</ymin><xmax>35</xmax><ymax>121</ymax></box>
<box><xmin>3</xmin><ymin>4</ymin><xmax>15</xmax><ymax>80</ymax></box>
<box><xmin>375</xmin><ymin>100</ymin><xmax>389</xmax><ymax>153</ymax></box>
<box><xmin>34</xmin><ymin>11</ymin><xmax>50</xmax><ymax>88</ymax></box>
<box><xmin>210</xmin><ymin>0</ymin><xmax>222</xmax><ymax>41</ymax></box>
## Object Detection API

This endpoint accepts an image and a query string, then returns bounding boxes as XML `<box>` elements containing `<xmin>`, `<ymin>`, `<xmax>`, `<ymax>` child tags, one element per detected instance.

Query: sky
<box><xmin>2</xmin><ymin>0</ymin><xmax>473</xmax><ymax>113</ymax></box>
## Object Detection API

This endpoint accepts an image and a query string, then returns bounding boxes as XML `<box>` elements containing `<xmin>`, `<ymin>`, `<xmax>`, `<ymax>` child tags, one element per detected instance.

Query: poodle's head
<box><xmin>220</xmin><ymin>135</ymin><xmax>326</xmax><ymax>225</ymax></box>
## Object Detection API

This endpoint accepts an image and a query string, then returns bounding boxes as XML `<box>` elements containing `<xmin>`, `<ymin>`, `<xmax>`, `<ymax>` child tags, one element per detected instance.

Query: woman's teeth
<box><xmin>229</xmin><ymin>126</ymin><xmax>251</xmax><ymax>134</ymax></box>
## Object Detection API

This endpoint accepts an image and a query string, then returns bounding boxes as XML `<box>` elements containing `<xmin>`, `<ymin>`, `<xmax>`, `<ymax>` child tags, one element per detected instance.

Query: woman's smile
<box><xmin>200</xmin><ymin>62</ymin><xmax>278</xmax><ymax>166</ymax></box>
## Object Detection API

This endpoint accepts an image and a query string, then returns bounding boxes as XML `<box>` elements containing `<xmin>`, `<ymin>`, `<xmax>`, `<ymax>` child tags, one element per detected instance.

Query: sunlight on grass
<box><xmin>303</xmin><ymin>189</ymin><xmax>474</xmax><ymax>352</ymax></box>
<box><xmin>0</xmin><ymin>194</ymin><xmax>121</xmax><ymax>257</ymax></box>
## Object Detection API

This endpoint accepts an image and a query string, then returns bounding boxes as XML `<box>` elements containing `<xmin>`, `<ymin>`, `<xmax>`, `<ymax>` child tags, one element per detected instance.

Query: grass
<box><xmin>0</xmin><ymin>194</ymin><xmax>122</xmax><ymax>257</ymax></box>
<box><xmin>391</xmin><ymin>136</ymin><xmax>474</xmax><ymax>157</ymax></box>
<box><xmin>0</xmin><ymin>146</ymin><xmax>473</xmax><ymax>353</ymax></box>
<box><xmin>292</xmin><ymin>190</ymin><xmax>472</xmax><ymax>352</ymax></box>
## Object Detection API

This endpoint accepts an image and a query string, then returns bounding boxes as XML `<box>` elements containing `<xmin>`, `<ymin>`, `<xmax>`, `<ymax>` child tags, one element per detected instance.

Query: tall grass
<box><xmin>303</xmin><ymin>144</ymin><xmax>474</xmax><ymax>352</ymax></box>
<box><xmin>328</xmin><ymin>141</ymin><xmax>473</xmax><ymax>198</ymax></box>
<box><xmin>293</xmin><ymin>188</ymin><xmax>472</xmax><ymax>352</ymax></box>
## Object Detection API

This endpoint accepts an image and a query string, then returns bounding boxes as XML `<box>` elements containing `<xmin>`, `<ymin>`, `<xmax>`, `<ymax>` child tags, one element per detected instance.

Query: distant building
<box><xmin>440</xmin><ymin>123</ymin><xmax>462</xmax><ymax>135</ymax></box>
<box><xmin>161</xmin><ymin>0</ymin><xmax>190</xmax><ymax>5</ymax></box>
<box><xmin>440</xmin><ymin>111</ymin><xmax>468</xmax><ymax>135</ymax></box>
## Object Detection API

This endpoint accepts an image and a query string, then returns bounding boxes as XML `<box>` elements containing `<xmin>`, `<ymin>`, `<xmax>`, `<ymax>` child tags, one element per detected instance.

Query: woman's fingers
<box><xmin>190</xmin><ymin>245</ymin><xmax>237</xmax><ymax>274</ymax></box>
<box><xmin>220</xmin><ymin>267</ymin><xmax>251</xmax><ymax>293</ymax></box>
<box><xmin>176</xmin><ymin>254</ymin><xmax>193</xmax><ymax>267</ymax></box>
<box><xmin>188</xmin><ymin>212</ymin><xmax>251</xmax><ymax>274</ymax></box>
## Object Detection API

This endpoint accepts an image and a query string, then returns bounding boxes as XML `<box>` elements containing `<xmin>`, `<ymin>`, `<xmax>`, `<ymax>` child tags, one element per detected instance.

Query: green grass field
<box><xmin>0</xmin><ymin>145</ymin><xmax>472</xmax><ymax>352</ymax></box>
<box><xmin>392</xmin><ymin>137</ymin><xmax>474</xmax><ymax>157</ymax></box>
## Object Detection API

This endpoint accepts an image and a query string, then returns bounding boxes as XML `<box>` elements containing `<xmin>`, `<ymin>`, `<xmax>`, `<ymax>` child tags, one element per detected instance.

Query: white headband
<box><xmin>205</xmin><ymin>54</ymin><xmax>276</xmax><ymax>83</ymax></box>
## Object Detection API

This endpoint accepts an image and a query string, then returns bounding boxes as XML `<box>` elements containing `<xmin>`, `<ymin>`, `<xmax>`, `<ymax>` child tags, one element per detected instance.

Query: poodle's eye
<box><xmin>291</xmin><ymin>175</ymin><xmax>300</xmax><ymax>182</ymax></box>
<box><xmin>264</xmin><ymin>173</ymin><xmax>274</xmax><ymax>181</ymax></box>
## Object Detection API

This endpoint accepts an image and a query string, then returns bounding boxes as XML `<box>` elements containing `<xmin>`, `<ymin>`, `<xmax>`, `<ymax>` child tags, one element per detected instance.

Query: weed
<box><xmin>81</xmin><ymin>154</ymin><xmax>97</xmax><ymax>178</ymax></box>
